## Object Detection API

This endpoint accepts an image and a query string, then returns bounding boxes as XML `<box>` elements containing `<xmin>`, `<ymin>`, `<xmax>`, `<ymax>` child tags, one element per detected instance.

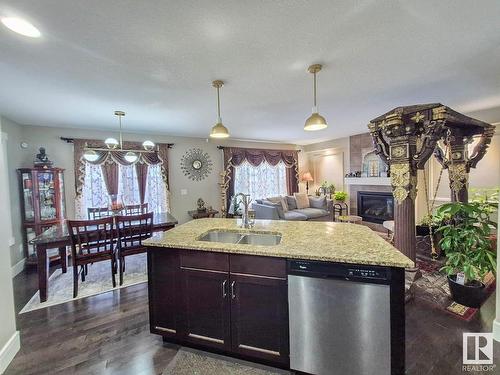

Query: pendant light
<box><xmin>209</xmin><ymin>80</ymin><xmax>230</xmax><ymax>138</ymax></box>
<box><xmin>83</xmin><ymin>111</ymin><xmax>156</xmax><ymax>163</ymax></box>
<box><xmin>304</xmin><ymin>64</ymin><xmax>328</xmax><ymax>131</ymax></box>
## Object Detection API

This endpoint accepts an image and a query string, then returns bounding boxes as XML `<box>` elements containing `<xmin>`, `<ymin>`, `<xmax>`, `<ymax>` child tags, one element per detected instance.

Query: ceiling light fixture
<box><xmin>1</xmin><ymin>17</ymin><xmax>41</xmax><ymax>38</ymax></box>
<box><xmin>209</xmin><ymin>80</ymin><xmax>230</xmax><ymax>138</ymax></box>
<box><xmin>304</xmin><ymin>64</ymin><xmax>328</xmax><ymax>131</ymax></box>
<box><xmin>83</xmin><ymin>111</ymin><xmax>156</xmax><ymax>162</ymax></box>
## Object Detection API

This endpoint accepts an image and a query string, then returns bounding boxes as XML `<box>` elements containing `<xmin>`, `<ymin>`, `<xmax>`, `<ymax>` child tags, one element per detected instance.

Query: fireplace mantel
<box><xmin>344</xmin><ymin>177</ymin><xmax>391</xmax><ymax>186</ymax></box>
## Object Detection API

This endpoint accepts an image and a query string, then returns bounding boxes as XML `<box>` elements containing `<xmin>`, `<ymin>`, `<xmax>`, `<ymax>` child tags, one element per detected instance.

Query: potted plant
<box><xmin>434</xmin><ymin>202</ymin><xmax>497</xmax><ymax>308</ymax></box>
<box><xmin>333</xmin><ymin>191</ymin><xmax>348</xmax><ymax>203</ymax></box>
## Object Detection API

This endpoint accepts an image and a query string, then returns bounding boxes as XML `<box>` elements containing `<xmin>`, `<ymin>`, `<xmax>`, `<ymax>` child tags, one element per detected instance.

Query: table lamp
<box><xmin>301</xmin><ymin>172</ymin><xmax>314</xmax><ymax>195</ymax></box>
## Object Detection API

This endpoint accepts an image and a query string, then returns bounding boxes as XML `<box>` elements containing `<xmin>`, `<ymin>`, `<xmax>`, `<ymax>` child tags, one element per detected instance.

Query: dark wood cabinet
<box><xmin>148</xmin><ymin>249</ymin><xmax>179</xmax><ymax>338</ymax></box>
<box><xmin>180</xmin><ymin>268</ymin><xmax>231</xmax><ymax>351</ymax></box>
<box><xmin>147</xmin><ymin>248</ymin><xmax>289</xmax><ymax>367</ymax></box>
<box><xmin>230</xmin><ymin>273</ymin><xmax>288</xmax><ymax>364</ymax></box>
<box><xmin>17</xmin><ymin>167</ymin><xmax>66</xmax><ymax>264</ymax></box>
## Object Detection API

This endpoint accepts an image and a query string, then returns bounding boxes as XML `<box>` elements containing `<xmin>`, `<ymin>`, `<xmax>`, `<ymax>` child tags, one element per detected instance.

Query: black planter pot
<box><xmin>447</xmin><ymin>275</ymin><xmax>485</xmax><ymax>308</ymax></box>
<box><xmin>416</xmin><ymin>225</ymin><xmax>431</xmax><ymax>236</ymax></box>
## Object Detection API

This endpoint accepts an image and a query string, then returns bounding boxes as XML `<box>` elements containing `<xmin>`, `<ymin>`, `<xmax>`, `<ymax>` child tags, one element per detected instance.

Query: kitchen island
<box><xmin>145</xmin><ymin>218</ymin><xmax>413</xmax><ymax>375</ymax></box>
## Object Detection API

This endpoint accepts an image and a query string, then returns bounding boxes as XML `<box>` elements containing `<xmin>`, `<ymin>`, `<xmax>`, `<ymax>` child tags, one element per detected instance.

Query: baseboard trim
<box><xmin>0</xmin><ymin>331</ymin><xmax>20</xmax><ymax>374</ymax></box>
<box><xmin>11</xmin><ymin>258</ymin><xmax>26</xmax><ymax>278</ymax></box>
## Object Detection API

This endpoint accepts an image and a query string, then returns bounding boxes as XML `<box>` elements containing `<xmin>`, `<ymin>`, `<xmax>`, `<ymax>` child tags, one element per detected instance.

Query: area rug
<box><xmin>413</xmin><ymin>256</ymin><xmax>496</xmax><ymax>322</ymax></box>
<box><xmin>163</xmin><ymin>348</ymin><xmax>289</xmax><ymax>375</ymax></box>
<box><xmin>20</xmin><ymin>253</ymin><xmax>147</xmax><ymax>314</ymax></box>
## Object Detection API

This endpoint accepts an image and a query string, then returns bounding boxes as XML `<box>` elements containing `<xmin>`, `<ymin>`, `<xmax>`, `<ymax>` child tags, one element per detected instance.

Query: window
<box><xmin>79</xmin><ymin>163</ymin><xmax>169</xmax><ymax>218</ymax></box>
<box><xmin>233</xmin><ymin>160</ymin><xmax>287</xmax><ymax>201</ymax></box>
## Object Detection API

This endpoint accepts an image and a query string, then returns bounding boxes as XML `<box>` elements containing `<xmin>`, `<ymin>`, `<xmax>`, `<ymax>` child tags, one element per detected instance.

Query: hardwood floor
<box><xmin>5</xmin><ymin>266</ymin><xmax>500</xmax><ymax>375</ymax></box>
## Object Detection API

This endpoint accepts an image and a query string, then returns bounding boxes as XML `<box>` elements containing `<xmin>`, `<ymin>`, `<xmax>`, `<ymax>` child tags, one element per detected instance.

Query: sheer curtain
<box><xmin>79</xmin><ymin>162</ymin><xmax>169</xmax><ymax>218</ymax></box>
<box><xmin>118</xmin><ymin>165</ymin><xmax>140</xmax><ymax>206</ymax></box>
<box><xmin>145</xmin><ymin>164</ymin><xmax>169</xmax><ymax>214</ymax></box>
<box><xmin>78</xmin><ymin>163</ymin><xmax>108</xmax><ymax>218</ymax></box>
<box><xmin>233</xmin><ymin>160</ymin><xmax>287</xmax><ymax>201</ymax></box>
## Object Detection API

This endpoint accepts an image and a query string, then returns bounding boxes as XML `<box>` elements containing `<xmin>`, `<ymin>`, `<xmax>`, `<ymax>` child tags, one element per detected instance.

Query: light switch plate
<box><xmin>181</xmin><ymin>189</ymin><xmax>188</xmax><ymax>196</ymax></box>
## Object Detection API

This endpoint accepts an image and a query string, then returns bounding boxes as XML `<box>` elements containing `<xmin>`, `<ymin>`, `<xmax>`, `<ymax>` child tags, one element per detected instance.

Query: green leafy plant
<box><xmin>418</xmin><ymin>214</ymin><xmax>434</xmax><ymax>227</ymax></box>
<box><xmin>433</xmin><ymin>202</ymin><xmax>497</xmax><ymax>283</ymax></box>
<box><xmin>333</xmin><ymin>191</ymin><xmax>348</xmax><ymax>202</ymax></box>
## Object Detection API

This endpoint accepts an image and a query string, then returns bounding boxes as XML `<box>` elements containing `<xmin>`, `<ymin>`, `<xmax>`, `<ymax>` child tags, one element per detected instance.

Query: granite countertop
<box><xmin>144</xmin><ymin>218</ymin><xmax>414</xmax><ymax>268</ymax></box>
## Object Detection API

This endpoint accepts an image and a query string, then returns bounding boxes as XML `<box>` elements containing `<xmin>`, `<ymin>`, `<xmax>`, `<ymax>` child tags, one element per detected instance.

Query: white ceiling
<box><xmin>0</xmin><ymin>0</ymin><xmax>499</xmax><ymax>145</ymax></box>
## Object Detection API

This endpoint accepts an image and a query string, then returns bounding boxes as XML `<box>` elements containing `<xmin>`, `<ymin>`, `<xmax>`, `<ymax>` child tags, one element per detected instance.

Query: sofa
<box><xmin>252</xmin><ymin>193</ymin><xmax>333</xmax><ymax>221</ymax></box>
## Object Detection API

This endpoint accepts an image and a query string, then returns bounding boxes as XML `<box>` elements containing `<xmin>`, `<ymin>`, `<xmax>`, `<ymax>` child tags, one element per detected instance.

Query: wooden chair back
<box><xmin>123</xmin><ymin>203</ymin><xmax>149</xmax><ymax>216</ymax></box>
<box><xmin>87</xmin><ymin>207</ymin><xmax>112</xmax><ymax>220</ymax></box>
<box><xmin>67</xmin><ymin>217</ymin><xmax>115</xmax><ymax>260</ymax></box>
<box><xmin>116</xmin><ymin>212</ymin><xmax>154</xmax><ymax>254</ymax></box>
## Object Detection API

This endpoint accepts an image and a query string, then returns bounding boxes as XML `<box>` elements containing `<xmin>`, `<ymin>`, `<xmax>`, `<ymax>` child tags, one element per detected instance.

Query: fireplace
<box><xmin>357</xmin><ymin>191</ymin><xmax>394</xmax><ymax>224</ymax></box>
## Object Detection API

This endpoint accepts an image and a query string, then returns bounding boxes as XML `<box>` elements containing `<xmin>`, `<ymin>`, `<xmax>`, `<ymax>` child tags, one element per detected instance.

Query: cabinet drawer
<box><xmin>230</xmin><ymin>255</ymin><xmax>286</xmax><ymax>279</ymax></box>
<box><xmin>180</xmin><ymin>251</ymin><xmax>229</xmax><ymax>272</ymax></box>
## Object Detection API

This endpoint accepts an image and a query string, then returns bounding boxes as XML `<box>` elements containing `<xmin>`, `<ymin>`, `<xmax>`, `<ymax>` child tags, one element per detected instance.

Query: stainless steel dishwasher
<box><xmin>288</xmin><ymin>260</ymin><xmax>393</xmax><ymax>375</ymax></box>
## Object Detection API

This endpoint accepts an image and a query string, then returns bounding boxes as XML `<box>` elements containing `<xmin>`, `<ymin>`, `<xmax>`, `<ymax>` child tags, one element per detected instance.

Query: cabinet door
<box><xmin>230</xmin><ymin>274</ymin><xmax>289</xmax><ymax>365</ymax></box>
<box><xmin>148</xmin><ymin>249</ymin><xmax>179</xmax><ymax>338</ymax></box>
<box><xmin>180</xmin><ymin>268</ymin><xmax>231</xmax><ymax>351</ymax></box>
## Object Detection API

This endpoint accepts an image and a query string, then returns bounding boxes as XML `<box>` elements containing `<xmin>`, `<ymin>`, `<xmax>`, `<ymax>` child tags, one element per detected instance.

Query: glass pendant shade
<box><xmin>210</xmin><ymin>120</ymin><xmax>230</xmax><ymax>138</ymax></box>
<box><xmin>124</xmin><ymin>151</ymin><xmax>138</xmax><ymax>163</ymax></box>
<box><xmin>83</xmin><ymin>149</ymin><xmax>99</xmax><ymax>162</ymax></box>
<box><xmin>304</xmin><ymin>110</ymin><xmax>328</xmax><ymax>131</ymax></box>
<box><xmin>104</xmin><ymin>138</ymin><xmax>119</xmax><ymax>149</ymax></box>
<box><xmin>142</xmin><ymin>140</ymin><xmax>155</xmax><ymax>151</ymax></box>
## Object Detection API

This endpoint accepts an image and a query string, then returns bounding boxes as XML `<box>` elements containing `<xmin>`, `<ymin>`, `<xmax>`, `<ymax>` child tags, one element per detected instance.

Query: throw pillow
<box><xmin>261</xmin><ymin>199</ymin><xmax>285</xmax><ymax>219</ymax></box>
<box><xmin>294</xmin><ymin>192</ymin><xmax>310</xmax><ymax>209</ymax></box>
<box><xmin>267</xmin><ymin>196</ymin><xmax>288</xmax><ymax>212</ymax></box>
<box><xmin>309</xmin><ymin>195</ymin><xmax>327</xmax><ymax>209</ymax></box>
<box><xmin>286</xmin><ymin>196</ymin><xmax>297</xmax><ymax>210</ymax></box>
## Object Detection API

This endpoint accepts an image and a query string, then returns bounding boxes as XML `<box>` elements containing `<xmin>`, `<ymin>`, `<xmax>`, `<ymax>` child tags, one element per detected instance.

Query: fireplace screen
<box><xmin>357</xmin><ymin>191</ymin><xmax>394</xmax><ymax>224</ymax></box>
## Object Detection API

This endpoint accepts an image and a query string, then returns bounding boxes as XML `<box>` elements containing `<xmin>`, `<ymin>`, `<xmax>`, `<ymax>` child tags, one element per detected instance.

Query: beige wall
<box><xmin>1</xmin><ymin>118</ymin><xmax>300</xmax><ymax>266</ymax></box>
<box><xmin>302</xmin><ymin>136</ymin><xmax>350</xmax><ymax>193</ymax></box>
<box><xmin>0</xmin><ymin>118</ymin><xmax>18</xmax><ymax>371</ymax></box>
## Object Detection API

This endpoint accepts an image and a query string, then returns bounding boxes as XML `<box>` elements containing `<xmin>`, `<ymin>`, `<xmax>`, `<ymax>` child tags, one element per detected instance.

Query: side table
<box><xmin>188</xmin><ymin>209</ymin><xmax>219</xmax><ymax>219</ymax></box>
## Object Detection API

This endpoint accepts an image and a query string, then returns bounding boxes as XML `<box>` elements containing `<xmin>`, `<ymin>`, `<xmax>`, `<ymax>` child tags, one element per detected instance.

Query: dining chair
<box><xmin>87</xmin><ymin>207</ymin><xmax>112</xmax><ymax>220</ymax></box>
<box><xmin>67</xmin><ymin>217</ymin><xmax>117</xmax><ymax>298</ymax></box>
<box><xmin>116</xmin><ymin>212</ymin><xmax>153</xmax><ymax>286</ymax></box>
<box><xmin>123</xmin><ymin>203</ymin><xmax>149</xmax><ymax>216</ymax></box>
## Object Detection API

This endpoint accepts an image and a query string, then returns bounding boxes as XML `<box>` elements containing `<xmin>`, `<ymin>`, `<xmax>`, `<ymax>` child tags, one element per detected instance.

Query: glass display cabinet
<box><xmin>17</xmin><ymin>168</ymin><xmax>66</xmax><ymax>264</ymax></box>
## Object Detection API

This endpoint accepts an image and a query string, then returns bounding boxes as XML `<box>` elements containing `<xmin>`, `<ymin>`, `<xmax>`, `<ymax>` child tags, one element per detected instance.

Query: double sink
<box><xmin>198</xmin><ymin>230</ymin><xmax>282</xmax><ymax>246</ymax></box>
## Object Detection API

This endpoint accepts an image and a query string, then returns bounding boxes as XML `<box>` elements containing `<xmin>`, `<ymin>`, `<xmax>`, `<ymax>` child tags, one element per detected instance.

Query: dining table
<box><xmin>30</xmin><ymin>212</ymin><xmax>178</xmax><ymax>302</ymax></box>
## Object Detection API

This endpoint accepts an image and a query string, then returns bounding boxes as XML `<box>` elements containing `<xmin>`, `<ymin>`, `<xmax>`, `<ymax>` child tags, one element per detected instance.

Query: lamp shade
<box><xmin>210</xmin><ymin>122</ymin><xmax>230</xmax><ymax>138</ymax></box>
<box><xmin>301</xmin><ymin>171</ymin><xmax>313</xmax><ymax>182</ymax></box>
<box><xmin>304</xmin><ymin>112</ymin><xmax>328</xmax><ymax>131</ymax></box>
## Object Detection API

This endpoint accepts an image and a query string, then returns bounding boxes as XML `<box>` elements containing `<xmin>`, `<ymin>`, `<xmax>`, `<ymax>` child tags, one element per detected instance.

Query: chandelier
<box><xmin>83</xmin><ymin>111</ymin><xmax>156</xmax><ymax>162</ymax></box>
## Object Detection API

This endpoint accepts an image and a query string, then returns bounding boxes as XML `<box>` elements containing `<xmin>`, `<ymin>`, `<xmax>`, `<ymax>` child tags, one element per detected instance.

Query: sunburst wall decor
<box><xmin>180</xmin><ymin>148</ymin><xmax>213</xmax><ymax>181</ymax></box>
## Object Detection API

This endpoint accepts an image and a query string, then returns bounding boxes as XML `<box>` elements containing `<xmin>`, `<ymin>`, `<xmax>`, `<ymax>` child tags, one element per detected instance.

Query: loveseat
<box><xmin>252</xmin><ymin>193</ymin><xmax>333</xmax><ymax>221</ymax></box>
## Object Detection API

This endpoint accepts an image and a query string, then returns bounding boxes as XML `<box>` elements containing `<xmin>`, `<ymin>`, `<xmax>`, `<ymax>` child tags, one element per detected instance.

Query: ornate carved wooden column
<box><xmin>433</xmin><ymin>106</ymin><xmax>495</xmax><ymax>203</ymax></box>
<box><xmin>369</xmin><ymin>105</ymin><xmax>445</xmax><ymax>263</ymax></box>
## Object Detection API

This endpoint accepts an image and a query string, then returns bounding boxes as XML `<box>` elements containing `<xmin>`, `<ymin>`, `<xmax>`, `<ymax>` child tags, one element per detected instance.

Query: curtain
<box><xmin>73</xmin><ymin>138</ymin><xmax>170</xmax><ymax>218</ymax></box>
<box><xmin>221</xmin><ymin>147</ymin><xmax>299</xmax><ymax>215</ymax></box>
<box><xmin>101</xmin><ymin>162</ymin><xmax>119</xmax><ymax>196</ymax></box>
<box><xmin>118</xmin><ymin>165</ymin><xmax>140</xmax><ymax>205</ymax></box>
<box><xmin>234</xmin><ymin>161</ymin><xmax>287</xmax><ymax>201</ymax></box>
<box><xmin>73</xmin><ymin>139</ymin><xmax>170</xmax><ymax>197</ymax></box>
<box><xmin>135</xmin><ymin>162</ymin><xmax>149</xmax><ymax>204</ymax></box>
<box><xmin>145</xmin><ymin>164</ymin><xmax>169</xmax><ymax>214</ymax></box>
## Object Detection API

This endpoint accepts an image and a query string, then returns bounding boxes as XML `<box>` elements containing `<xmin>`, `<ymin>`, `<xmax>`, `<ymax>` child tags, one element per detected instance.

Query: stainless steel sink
<box><xmin>197</xmin><ymin>230</ymin><xmax>281</xmax><ymax>246</ymax></box>
<box><xmin>198</xmin><ymin>231</ymin><xmax>243</xmax><ymax>244</ymax></box>
<box><xmin>238</xmin><ymin>233</ymin><xmax>281</xmax><ymax>246</ymax></box>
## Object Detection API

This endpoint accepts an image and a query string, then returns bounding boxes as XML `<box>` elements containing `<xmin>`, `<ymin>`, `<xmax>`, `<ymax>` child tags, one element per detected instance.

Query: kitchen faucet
<box><xmin>234</xmin><ymin>193</ymin><xmax>251</xmax><ymax>228</ymax></box>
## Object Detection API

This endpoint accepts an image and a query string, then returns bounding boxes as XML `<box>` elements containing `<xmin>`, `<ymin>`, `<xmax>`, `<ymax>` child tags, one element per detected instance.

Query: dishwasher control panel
<box><xmin>288</xmin><ymin>260</ymin><xmax>391</xmax><ymax>282</ymax></box>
